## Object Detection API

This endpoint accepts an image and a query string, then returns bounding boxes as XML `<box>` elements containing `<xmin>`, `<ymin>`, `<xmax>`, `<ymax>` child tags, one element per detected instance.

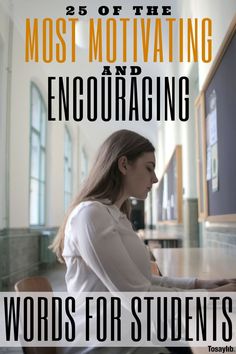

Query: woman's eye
<box><xmin>147</xmin><ymin>167</ymin><xmax>152</xmax><ymax>172</ymax></box>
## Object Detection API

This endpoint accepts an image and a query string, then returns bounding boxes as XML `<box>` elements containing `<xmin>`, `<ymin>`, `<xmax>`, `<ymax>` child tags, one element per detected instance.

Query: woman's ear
<box><xmin>118</xmin><ymin>156</ymin><xmax>128</xmax><ymax>175</ymax></box>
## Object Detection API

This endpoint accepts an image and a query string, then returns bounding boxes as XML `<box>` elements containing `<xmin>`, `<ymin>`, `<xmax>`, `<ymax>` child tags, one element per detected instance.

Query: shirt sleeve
<box><xmin>69</xmin><ymin>203</ymin><xmax>189</xmax><ymax>293</ymax></box>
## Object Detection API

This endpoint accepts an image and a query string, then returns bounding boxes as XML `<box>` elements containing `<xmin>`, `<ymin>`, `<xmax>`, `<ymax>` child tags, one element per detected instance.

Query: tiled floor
<box><xmin>0</xmin><ymin>262</ymin><xmax>67</xmax><ymax>353</ymax></box>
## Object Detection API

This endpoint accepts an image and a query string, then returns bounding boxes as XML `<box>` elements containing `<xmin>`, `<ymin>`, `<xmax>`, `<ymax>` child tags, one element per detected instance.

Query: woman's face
<box><xmin>121</xmin><ymin>152</ymin><xmax>158</xmax><ymax>199</ymax></box>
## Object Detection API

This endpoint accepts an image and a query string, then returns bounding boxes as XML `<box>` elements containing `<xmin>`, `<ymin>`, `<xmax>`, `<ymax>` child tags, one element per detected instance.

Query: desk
<box><xmin>152</xmin><ymin>247</ymin><xmax>236</xmax><ymax>279</ymax></box>
<box><xmin>152</xmin><ymin>248</ymin><xmax>236</xmax><ymax>354</ymax></box>
<box><xmin>139</xmin><ymin>230</ymin><xmax>182</xmax><ymax>248</ymax></box>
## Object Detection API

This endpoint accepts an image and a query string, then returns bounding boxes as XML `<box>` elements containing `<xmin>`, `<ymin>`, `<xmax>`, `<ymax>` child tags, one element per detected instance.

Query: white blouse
<box><xmin>63</xmin><ymin>200</ymin><xmax>196</xmax><ymax>293</ymax></box>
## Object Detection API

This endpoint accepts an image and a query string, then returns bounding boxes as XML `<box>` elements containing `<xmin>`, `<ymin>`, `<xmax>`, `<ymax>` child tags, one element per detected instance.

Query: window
<box><xmin>29</xmin><ymin>83</ymin><xmax>46</xmax><ymax>226</ymax></box>
<box><xmin>64</xmin><ymin>127</ymin><xmax>72</xmax><ymax>211</ymax></box>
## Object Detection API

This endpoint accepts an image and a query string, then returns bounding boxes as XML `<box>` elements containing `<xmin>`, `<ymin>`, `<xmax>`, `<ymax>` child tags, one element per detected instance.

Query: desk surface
<box><xmin>152</xmin><ymin>247</ymin><xmax>236</xmax><ymax>279</ymax></box>
<box><xmin>152</xmin><ymin>247</ymin><xmax>236</xmax><ymax>354</ymax></box>
<box><xmin>138</xmin><ymin>229</ymin><xmax>181</xmax><ymax>240</ymax></box>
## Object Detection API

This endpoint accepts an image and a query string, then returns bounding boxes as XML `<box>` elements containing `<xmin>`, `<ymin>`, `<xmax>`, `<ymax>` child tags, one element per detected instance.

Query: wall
<box><xmin>155</xmin><ymin>2</ymin><xmax>236</xmax><ymax>247</ymax></box>
<box><xmin>0</xmin><ymin>2</ymin><xmax>11</xmax><ymax>230</ymax></box>
<box><xmin>196</xmin><ymin>2</ymin><xmax>236</xmax><ymax>249</ymax></box>
<box><xmin>0</xmin><ymin>228</ymin><xmax>57</xmax><ymax>290</ymax></box>
<box><xmin>7</xmin><ymin>8</ymin><xmax>83</xmax><ymax>227</ymax></box>
<box><xmin>192</xmin><ymin>0</ymin><xmax>236</xmax><ymax>90</ymax></box>
<box><xmin>0</xmin><ymin>2</ymin><xmax>84</xmax><ymax>288</ymax></box>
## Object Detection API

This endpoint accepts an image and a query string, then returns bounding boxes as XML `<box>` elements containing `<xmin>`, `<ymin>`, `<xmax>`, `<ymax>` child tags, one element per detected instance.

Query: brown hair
<box><xmin>50</xmin><ymin>129</ymin><xmax>155</xmax><ymax>262</ymax></box>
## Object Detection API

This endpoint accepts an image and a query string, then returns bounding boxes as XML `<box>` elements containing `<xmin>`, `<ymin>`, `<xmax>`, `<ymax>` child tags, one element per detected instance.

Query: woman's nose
<box><xmin>153</xmin><ymin>172</ymin><xmax>158</xmax><ymax>184</ymax></box>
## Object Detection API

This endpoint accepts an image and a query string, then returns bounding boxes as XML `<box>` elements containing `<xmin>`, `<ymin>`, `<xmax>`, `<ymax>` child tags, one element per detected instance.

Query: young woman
<box><xmin>52</xmin><ymin>130</ymin><xmax>236</xmax><ymax>353</ymax></box>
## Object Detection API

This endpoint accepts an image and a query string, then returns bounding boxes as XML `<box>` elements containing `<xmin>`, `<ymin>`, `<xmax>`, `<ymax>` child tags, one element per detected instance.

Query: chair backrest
<box><xmin>15</xmin><ymin>276</ymin><xmax>53</xmax><ymax>292</ymax></box>
<box><xmin>15</xmin><ymin>276</ymin><xmax>57</xmax><ymax>354</ymax></box>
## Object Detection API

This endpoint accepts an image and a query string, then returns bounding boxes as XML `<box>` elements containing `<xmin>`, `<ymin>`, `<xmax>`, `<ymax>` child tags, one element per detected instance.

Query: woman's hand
<box><xmin>195</xmin><ymin>278</ymin><xmax>236</xmax><ymax>289</ymax></box>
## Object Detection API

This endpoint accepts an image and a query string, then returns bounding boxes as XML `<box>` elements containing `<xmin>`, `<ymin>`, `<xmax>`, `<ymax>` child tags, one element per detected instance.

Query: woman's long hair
<box><xmin>50</xmin><ymin>129</ymin><xmax>155</xmax><ymax>262</ymax></box>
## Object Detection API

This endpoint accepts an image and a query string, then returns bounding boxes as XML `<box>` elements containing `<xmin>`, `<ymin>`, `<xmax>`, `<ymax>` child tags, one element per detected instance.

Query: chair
<box><xmin>15</xmin><ymin>276</ymin><xmax>53</xmax><ymax>293</ymax></box>
<box><xmin>15</xmin><ymin>276</ymin><xmax>57</xmax><ymax>354</ymax></box>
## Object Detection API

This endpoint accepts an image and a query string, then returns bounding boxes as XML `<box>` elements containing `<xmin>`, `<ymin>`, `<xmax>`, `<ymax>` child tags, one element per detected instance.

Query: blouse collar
<box><xmin>101</xmin><ymin>199</ymin><xmax>126</xmax><ymax>222</ymax></box>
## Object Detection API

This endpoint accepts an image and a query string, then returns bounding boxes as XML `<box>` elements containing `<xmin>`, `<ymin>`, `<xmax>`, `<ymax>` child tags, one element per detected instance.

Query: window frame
<box><xmin>64</xmin><ymin>126</ymin><xmax>73</xmax><ymax>211</ymax></box>
<box><xmin>29</xmin><ymin>83</ymin><xmax>47</xmax><ymax>226</ymax></box>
